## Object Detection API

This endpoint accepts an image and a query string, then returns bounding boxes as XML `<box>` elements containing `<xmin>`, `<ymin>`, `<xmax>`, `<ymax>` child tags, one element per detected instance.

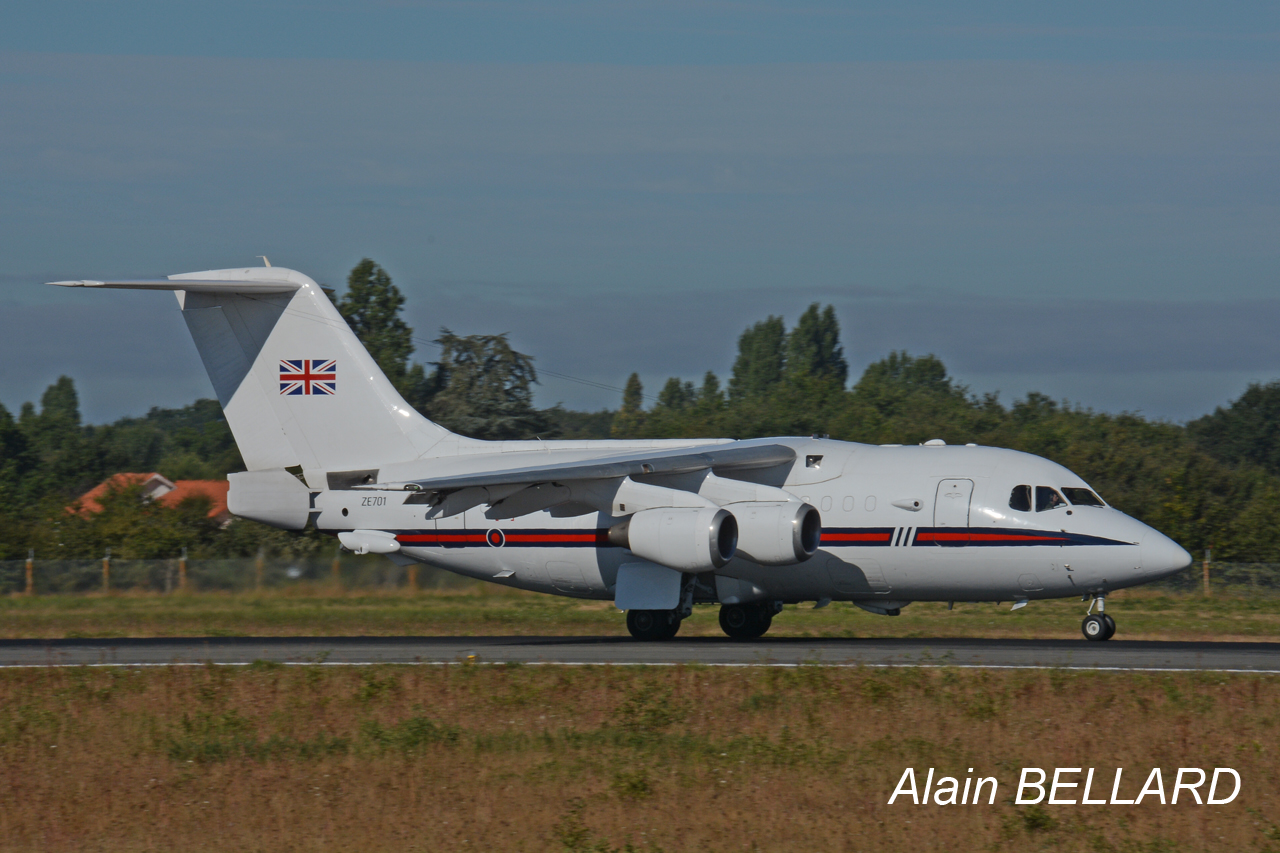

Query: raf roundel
<box><xmin>486</xmin><ymin>529</ymin><xmax>506</xmax><ymax>548</ymax></box>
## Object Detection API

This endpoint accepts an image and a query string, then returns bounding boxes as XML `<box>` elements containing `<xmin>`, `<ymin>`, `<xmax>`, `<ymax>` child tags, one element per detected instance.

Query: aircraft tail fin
<box><xmin>53</xmin><ymin>266</ymin><xmax>469</xmax><ymax>480</ymax></box>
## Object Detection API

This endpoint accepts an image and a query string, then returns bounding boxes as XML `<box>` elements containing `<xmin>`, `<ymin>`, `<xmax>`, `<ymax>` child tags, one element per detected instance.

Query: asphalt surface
<box><xmin>0</xmin><ymin>636</ymin><xmax>1276</xmax><ymax>671</ymax></box>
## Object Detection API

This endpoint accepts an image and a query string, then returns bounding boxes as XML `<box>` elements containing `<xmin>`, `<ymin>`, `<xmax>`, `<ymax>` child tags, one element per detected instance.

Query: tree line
<box><xmin>3</xmin><ymin>258</ymin><xmax>1280</xmax><ymax>562</ymax></box>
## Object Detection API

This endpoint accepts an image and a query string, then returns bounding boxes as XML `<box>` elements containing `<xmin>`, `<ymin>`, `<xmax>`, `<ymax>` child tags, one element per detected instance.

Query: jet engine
<box><xmin>730</xmin><ymin>501</ymin><xmax>822</xmax><ymax>566</ymax></box>
<box><xmin>609</xmin><ymin>507</ymin><xmax>737</xmax><ymax>572</ymax></box>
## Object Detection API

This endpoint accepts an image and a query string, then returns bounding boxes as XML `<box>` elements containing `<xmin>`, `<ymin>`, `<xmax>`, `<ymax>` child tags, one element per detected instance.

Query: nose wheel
<box><xmin>1081</xmin><ymin>596</ymin><xmax>1116</xmax><ymax>641</ymax></box>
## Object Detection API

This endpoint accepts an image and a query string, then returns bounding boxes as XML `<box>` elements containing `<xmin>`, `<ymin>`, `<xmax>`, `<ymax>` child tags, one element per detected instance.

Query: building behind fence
<box><xmin>0</xmin><ymin>558</ymin><xmax>1276</xmax><ymax>596</ymax></box>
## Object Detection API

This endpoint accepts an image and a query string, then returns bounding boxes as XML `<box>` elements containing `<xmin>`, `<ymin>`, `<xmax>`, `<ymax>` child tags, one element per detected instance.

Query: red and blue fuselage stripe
<box><xmin>387</xmin><ymin>526</ymin><xmax>1131</xmax><ymax>549</ymax></box>
<box><xmin>395</xmin><ymin>529</ymin><xmax>614</xmax><ymax>548</ymax></box>
<box><xmin>820</xmin><ymin>527</ymin><xmax>1129</xmax><ymax>547</ymax></box>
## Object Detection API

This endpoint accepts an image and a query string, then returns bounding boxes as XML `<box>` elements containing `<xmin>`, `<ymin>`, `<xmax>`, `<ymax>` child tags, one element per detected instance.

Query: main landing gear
<box><xmin>719</xmin><ymin>602</ymin><xmax>780</xmax><ymax>640</ymax></box>
<box><xmin>626</xmin><ymin>609</ymin><xmax>682</xmax><ymax>640</ymax></box>
<box><xmin>625</xmin><ymin>602</ymin><xmax>784</xmax><ymax>640</ymax></box>
<box><xmin>1081</xmin><ymin>595</ymin><xmax>1116</xmax><ymax>642</ymax></box>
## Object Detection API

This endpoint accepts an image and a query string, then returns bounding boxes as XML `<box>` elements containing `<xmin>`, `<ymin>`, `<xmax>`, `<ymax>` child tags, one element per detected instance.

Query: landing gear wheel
<box><xmin>655</xmin><ymin>615</ymin><xmax>681</xmax><ymax>640</ymax></box>
<box><xmin>1101</xmin><ymin>613</ymin><xmax>1116</xmax><ymax>640</ymax></box>
<box><xmin>626</xmin><ymin>610</ymin><xmax>681</xmax><ymax>640</ymax></box>
<box><xmin>1082</xmin><ymin>613</ymin><xmax>1111</xmax><ymax>642</ymax></box>
<box><xmin>719</xmin><ymin>604</ymin><xmax>772</xmax><ymax>640</ymax></box>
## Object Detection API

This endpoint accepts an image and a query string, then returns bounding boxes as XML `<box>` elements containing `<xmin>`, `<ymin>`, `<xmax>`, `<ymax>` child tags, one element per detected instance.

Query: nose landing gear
<box><xmin>1081</xmin><ymin>595</ymin><xmax>1116</xmax><ymax>642</ymax></box>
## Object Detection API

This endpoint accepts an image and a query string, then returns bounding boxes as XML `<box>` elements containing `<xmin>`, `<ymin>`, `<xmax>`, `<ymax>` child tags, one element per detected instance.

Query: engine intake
<box><xmin>731</xmin><ymin>501</ymin><xmax>822</xmax><ymax>565</ymax></box>
<box><xmin>608</xmin><ymin>507</ymin><xmax>737</xmax><ymax>572</ymax></box>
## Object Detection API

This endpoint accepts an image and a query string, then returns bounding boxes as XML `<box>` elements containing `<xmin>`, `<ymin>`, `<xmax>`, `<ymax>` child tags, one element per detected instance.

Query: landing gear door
<box><xmin>933</xmin><ymin>479</ymin><xmax>973</xmax><ymax>547</ymax></box>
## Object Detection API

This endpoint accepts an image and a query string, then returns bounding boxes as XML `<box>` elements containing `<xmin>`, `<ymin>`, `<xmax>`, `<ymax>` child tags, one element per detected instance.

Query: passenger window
<box><xmin>1035</xmin><ymin>486</ymin><xmax>1066</xmax><ymax>512</ymax></box>
<box><xmin>1062</xmin><ymin>487</ymin><xmax>1105</xmax><ymax>507</ymax></box>
<box><xmin>1008</xmin><ymin>485</ymin><xmax>1032</xmax><ymax>512</ymax></box>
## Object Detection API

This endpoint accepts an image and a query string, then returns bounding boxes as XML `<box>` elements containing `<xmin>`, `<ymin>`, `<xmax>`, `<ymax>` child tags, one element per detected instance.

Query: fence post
<box><xmin>255</xmin><ymin>547</ymin><xmax>265</xmax><ymax>592</ymax></box>
<box><xmin>179</xmin><ymin>547</ymin><xmax>188</xmax><ymax>592</ymax></box>
<box><xmin>1203</xmin><ymin>548</ymin><xmax>1212</xmax><ymax>597</ymax></box>
<box><xmin>102</xmin><ymin>547</ymin><xmax>111</xmax><ymax>594</ymax></box>
<box><xmin>332</xmin><ymin>545</ymin><xmax>342</xmax><ymax>592</ymax></box>
<box><xmin>408</xmin><ymin>564</ymin><xmax>419</xmax><ymax>593</ymax></box>
<box><xmin>25</xmin><ymin>549</ymin><xmax>33</xmax><ymax>596</ymax></box>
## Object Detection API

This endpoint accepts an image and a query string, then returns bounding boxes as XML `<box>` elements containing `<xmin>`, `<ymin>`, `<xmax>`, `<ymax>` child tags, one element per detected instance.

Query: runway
<box><xmin>0</xmin><ymin>636</ymin><xmax>1277</xmax><ymax>671</ymax></box>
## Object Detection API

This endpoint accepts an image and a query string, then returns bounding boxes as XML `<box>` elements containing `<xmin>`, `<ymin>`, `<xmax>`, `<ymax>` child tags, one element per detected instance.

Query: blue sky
<box><xmin>1</xmin><ymin>2</ymin><xmax>1279</xmax><ymax>424</ymax></box>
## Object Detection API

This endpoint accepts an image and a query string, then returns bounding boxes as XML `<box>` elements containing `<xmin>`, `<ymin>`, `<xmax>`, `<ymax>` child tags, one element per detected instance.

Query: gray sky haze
<box><xmin>1</xmin><ymin>3</ymin><xmax>1278</xmax><ymax>425</ymax></box>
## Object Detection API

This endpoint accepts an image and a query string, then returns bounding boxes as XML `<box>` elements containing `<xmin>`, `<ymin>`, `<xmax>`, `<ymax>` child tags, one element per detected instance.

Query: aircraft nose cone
<box><xmin>1142</xmin><ymin>532</ymin><xmax>1192</xmax><ymax>577</ymax></box>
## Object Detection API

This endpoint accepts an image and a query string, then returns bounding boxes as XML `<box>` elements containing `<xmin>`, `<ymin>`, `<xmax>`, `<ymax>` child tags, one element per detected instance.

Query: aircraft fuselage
<box><xmin>314</xmin><ymin>438</ymin><xmax>1189</xmax><ymax>608</ymax></box>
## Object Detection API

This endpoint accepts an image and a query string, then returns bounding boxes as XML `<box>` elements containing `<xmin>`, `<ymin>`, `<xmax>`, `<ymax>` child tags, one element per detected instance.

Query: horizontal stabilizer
<box><xmin>48</xmin><ymin>279</ymin><xmax>300</xmax><ymax>294</ymax></box>
<box><xmin>52</xmin><ymin>264</ymin><xmax>459</xmax><ymax>473</ymax></box>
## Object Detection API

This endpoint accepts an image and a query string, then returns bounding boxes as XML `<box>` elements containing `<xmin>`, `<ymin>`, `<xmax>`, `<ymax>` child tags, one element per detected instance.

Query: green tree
<box><xmin>611</xmin><ymin>373</ymin><xmax>646</xmax><ymax>437</ymax></box>
<box><xmin>656</xmin><ymin>378</ymin><xmax>695</xmax><ymax>411</ymax></box>
<box><xmin>696</xmin><ymin>372</ymin><xmax>724</xmax><ymax>410</ymax></box>
<box><xmin>1187</xmin><ymin>381</ymin><xmax>1280</xmax><ymax>476</ymax></box>
<box><xmin>337</xmin><ymin>259</ymin><xmax>432</xmax><ymax>407</ymax></box>
<box><xmin>18</xmin><ymin>376</ymin><xmax>97</xmax><ymax>498</ymax></box>
<box><xmin>427</xmin><ymin>330</ymin><xmax>546</xmax><ymax>440</ymax></box>
<box><xmin>728</xmin><ymin>316</ymin><xmax>786</xmax><ymax>401</ymax></box>
<box><xmin>785</xmin><ymin>303</ymin><xmax>847</xmax><ymax>385</ymax></box>
<box><xmin>0</xmin><ymin>403</ymin><xmax>30</xmax><ymax>511</ymax></box>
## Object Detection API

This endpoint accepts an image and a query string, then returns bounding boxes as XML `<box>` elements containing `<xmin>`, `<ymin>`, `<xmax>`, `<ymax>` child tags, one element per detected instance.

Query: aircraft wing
<box><xmin>381</xmin><ymin>441</ymin><xmax>797</xmax><ymax>493</ymax></box>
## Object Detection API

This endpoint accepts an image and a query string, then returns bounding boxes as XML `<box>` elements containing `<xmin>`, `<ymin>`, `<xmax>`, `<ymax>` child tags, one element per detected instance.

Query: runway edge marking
<box><xmin>0</xmin><ymin>661</ymin><xmax>1277</xmax><ymax>673</ymax></box>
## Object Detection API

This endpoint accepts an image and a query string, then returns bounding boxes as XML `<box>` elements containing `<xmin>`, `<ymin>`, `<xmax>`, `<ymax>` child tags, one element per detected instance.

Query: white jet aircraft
<box><xmin>53</xmin><ymin>265</ymin><xmax>1192</xmax><ymax>642</ymax></box>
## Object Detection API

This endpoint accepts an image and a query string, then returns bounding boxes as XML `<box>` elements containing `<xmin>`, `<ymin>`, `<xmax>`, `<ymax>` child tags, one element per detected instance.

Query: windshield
<box><xmin>1036</xmin><ymin>486</ymin><xmax>1067</xmax><ymax>512</ymax></box>
<box><xmin>1062</xmin><ymin>487</ymin><xmax>1105</xmax><ymax>507</ymax></box>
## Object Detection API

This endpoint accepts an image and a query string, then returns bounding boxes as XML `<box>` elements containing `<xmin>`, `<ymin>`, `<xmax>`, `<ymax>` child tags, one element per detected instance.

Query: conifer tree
<box><xmin>656</xmin><ymin>377</ymin><xmax>695</xmax><ymax>410</ymax></box>
<box><xmin>426</xmin><ymin>330</ymin><xmax>545</xmax><ymax>440</ymax></box>
<box><xmin>785</xmin><ymin>303</ymin><xmax>848</xmax><ymax>385</ymax></box>
<box><xmin>611</xmin><ymin>373</ymin><xmax>646</xmax><ymax>437</ymax></box>
<box><xmin>728</xmin><ymin>316</ymin><xmax>786</xmax><ymax>401</ymax></box>
<box><xmin>337</xmin><ymin>259</ymin><xmax>430</xmax><ymax>406</ymax></box>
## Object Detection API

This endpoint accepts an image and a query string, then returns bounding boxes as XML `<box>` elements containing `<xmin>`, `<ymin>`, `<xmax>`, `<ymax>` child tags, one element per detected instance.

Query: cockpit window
<box><xmin>1008</xmin><ymin>485</ymin><xmax>1032</xmax><ymax>512</ymax></box>
<box><xmin>1035</xmin><ymin>486</ymin><xmax>1067</xmax><ymax>512</ymax></box>
<box><xmin>1062</xmin><ymin>487</ymin><xmax>1105</xmax><ymax>507</ymax></box>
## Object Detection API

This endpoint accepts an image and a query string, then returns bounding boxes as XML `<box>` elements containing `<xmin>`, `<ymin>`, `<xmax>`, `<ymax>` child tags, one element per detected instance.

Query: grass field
<box><xmin>0</xmin><ymin>585</ymin><xmax>1277</xmax><ymax>642</ymax></box>
<box><xmin>0</xmin><ymin>664</ymin><xmax>1274</xmax><ymax>852</ymax></box>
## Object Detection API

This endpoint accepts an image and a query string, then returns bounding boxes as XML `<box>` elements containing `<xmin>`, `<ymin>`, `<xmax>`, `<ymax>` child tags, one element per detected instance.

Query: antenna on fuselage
<box><xmin>257</xmin><ymin>256</ymin><xmax>272</xmax><ymax>267</ymax></box>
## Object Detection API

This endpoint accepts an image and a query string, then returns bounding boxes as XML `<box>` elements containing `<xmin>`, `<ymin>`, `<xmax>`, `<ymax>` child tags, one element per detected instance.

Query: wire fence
<box><xmin>1150</xmin><ymin>562</ymin><xmax>1280</xmax><ymax>595</ymax></box>
<box><xmin>0</xmin><ymin>554</ymin><xmax>479</xmax><ymax>596</ymax></box>
<box><xmin>0</xmin><ymin>555</ymin><xmax>1273</xmax><ymax>596</ymax></box>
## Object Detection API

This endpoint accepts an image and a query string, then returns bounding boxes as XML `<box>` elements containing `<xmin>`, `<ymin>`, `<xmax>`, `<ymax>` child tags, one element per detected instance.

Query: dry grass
<box><xmin>0</xmin><ymin>586</ymin><xmax>1277</xmax><ymax>642</ymax></box>
<box><xmin>0</xmin><ymin>665</ymin><xmax>1276</xmax><ymax>852</ymax></box>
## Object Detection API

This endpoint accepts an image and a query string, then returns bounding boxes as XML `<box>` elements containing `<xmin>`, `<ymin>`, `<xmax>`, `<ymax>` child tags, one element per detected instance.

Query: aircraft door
<box><xmin>933</xmin><ymin>479</ymin><xmax>973</xmax><ymax>547</ymax></box>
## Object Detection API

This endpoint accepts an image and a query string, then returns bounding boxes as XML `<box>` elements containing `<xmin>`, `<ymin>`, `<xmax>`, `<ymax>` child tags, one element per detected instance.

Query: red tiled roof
<box><xmin>75</xmin><ymin>473</ymin><xmax>168</xmax><ymax>514</ymax></box>
<box><xmin>162</xmin><ymin>480</ymin><xmax>231</xmax><ymax>518</ymax></box>
<box><xmin>73</xmin><ymin>473</ymin><xmax>230</xmax><ymax>520</ymax></box>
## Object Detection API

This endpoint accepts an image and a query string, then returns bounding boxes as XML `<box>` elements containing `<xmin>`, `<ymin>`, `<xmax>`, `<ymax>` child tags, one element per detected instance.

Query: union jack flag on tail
<box><xmin>280</xmin><ymin>359</ymin><xmax>337</xmax><ymax>395</ymax></box>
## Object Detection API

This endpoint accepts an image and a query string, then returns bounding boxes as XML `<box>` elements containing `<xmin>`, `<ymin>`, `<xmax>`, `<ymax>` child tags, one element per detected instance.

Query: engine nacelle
<box><xmin>730</xmin><ymin>501</ymin><xmax>822</xmax><ymax>566</ymax></box>
<box><xmin>609</xmin><ymin>507</ymin><xmax>737</xmax><ymax>572</ymax></box>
